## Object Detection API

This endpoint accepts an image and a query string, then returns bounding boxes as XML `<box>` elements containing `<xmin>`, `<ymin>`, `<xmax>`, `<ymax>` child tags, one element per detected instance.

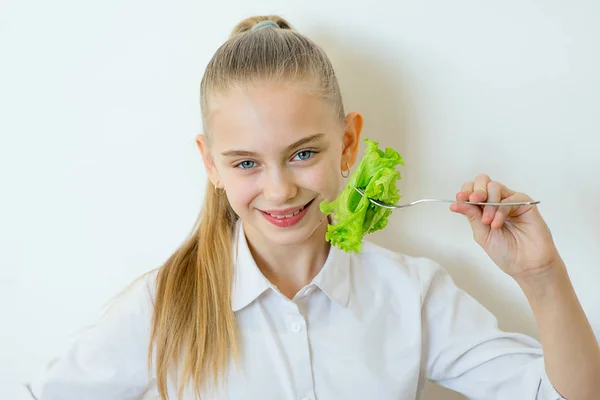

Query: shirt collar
<box><xmin>311</xmin><ymin>239</ymin><xmax>351</xmax><ymax>308</ymax></box>
<box><xmin>231</xmin><ymin>221</ymin><xmax>272</xmax><ymax>312</ymax></box>
<box><xmin>231</xmin><ymin>220</ymin><xmax>351</xmax><ymax>312</ymax></box>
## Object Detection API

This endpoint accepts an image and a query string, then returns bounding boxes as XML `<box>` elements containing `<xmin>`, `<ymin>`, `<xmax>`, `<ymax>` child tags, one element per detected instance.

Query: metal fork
<box><xmin>353</xmin><ymin>187</ymin><xmax>540</xmax><ymax>209</ymax></box>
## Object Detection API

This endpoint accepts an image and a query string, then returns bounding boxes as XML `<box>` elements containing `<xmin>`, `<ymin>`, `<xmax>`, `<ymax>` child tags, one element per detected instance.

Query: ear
<box><xmin>195</xmin><ymin>134</ymin><xmax>221</xmax><ymax>186</ymax></box>
<box><xmin>341</xmin><ymin>112</ymin><xmax>363</xmax><ymax>170</ymax></box>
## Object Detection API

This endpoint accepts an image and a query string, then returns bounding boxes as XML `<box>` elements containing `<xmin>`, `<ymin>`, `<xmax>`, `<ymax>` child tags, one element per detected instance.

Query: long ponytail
<box><xmin>149</xmin><ymin>181</ymin><xmax>238</xmax><ymax>399</ymax></box>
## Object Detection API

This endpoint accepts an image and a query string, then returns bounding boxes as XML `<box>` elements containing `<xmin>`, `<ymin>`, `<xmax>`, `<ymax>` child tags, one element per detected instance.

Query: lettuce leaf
<box><xmin>319</xmin><ymin>138</ymin><xmax>404</xmax><ymax>253</ymax></box>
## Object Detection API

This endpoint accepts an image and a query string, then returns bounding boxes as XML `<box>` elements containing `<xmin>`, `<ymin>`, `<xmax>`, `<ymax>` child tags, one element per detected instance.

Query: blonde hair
<box><xmin>149</xmin><ymin>15</ymin><xmax>345</xmax><ymax>399</ymax></box>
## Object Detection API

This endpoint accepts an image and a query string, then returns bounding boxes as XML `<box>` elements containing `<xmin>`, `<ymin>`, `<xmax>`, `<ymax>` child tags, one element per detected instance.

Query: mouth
<box><xmin>259</xmin><ymin>199</ymin><xmax>315</xmax><ymax>227</ymax></box>
<box><xmin>263</xmin><ymin>199</ymin><xmax>314</xmax><ymax>219</ymax></box>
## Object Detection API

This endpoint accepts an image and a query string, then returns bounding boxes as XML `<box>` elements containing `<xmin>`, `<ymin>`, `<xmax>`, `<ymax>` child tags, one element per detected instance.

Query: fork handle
<box><xmin>445</xmin><ymin>200</ymin><xmax>540</xmax><ymax>206</ymax></box>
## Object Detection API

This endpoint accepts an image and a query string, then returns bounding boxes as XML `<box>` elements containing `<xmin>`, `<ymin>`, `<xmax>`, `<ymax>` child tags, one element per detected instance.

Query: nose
<box><xmin>262</xmin><ymin>168</ymin><xmax>298</xmax><ymax>204</ymax></box>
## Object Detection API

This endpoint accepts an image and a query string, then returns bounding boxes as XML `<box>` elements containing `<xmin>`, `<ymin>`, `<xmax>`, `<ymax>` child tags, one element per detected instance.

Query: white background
<box><xmin>2</xmin><ymin>1</ymin><xmax>599</xmax><ymax>399</ymax></box>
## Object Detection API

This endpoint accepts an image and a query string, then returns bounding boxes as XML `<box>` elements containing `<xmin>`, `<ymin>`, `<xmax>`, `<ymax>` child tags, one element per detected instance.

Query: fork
<box><xmin>353</xmin><ymin>187</ymin><xmax>540</xmax><ymax>209</ymax></box>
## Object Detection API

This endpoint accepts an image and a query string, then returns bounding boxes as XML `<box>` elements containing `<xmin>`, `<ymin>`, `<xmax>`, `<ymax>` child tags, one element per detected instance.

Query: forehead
<box><xmin>207</xmin><ymin>84</ymin><xmax>341</xmax><ymax>152</ymax></box>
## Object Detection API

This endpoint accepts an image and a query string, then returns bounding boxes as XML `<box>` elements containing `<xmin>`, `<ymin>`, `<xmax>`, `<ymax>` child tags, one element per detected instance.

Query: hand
<box><xmin>450</xmin><ymin>174</ymin><xmax>562</xmax><ymax>280</ymax></box>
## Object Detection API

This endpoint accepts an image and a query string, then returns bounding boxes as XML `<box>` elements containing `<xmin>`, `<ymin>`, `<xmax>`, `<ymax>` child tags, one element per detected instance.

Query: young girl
<box><xmin>29</xmin><ymin>15</ymin><xmax>599</xmax><ymax>400</ymax></box>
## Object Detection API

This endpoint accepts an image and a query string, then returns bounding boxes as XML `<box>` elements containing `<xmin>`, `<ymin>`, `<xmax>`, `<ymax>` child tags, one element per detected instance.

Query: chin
<box><xmin>267</xmin><ymin>225</ymin><xmax>325</xmax><ymax>247</ymax></box>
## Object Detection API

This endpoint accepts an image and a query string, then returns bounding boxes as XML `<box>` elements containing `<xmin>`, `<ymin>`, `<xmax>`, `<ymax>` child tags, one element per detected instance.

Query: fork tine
<box><xmin>352</xmin><ymin>187</ymin><xmax>399</xmax><ymax>209</ymax></box>
<box><xmin>353</xmin><ymin>187</ymin><xmax>365</xmax><ymax>195</ymax></box>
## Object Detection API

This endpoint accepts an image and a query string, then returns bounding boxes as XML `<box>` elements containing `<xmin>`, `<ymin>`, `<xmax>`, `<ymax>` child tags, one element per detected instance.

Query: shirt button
<box><xmin>291</xmin><ymin>322</ymin><xmax>302</xmax><ymax>332</ymax></box>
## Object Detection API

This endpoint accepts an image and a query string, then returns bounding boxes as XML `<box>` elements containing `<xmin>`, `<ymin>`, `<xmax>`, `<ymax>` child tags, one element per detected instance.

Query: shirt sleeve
<box><xmin>419</xmin><ymin>259</ymin><xmax>566</xmax><ymax>400</ymax></box>
<box><xmin>28</xmin><ymin>271</ymin><xmax>157</xmax><ymax>400</ymax></box>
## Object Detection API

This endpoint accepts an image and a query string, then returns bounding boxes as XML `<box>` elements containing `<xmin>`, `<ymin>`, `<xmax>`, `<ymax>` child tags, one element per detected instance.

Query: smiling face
<box><xmin>197</xmin><ymin>83</ymin><xmax>362</xmax><ymax>248</ymax></box>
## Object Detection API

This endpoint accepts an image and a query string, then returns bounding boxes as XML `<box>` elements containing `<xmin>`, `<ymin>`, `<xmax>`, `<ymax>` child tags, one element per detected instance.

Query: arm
<box><xmin>450</xmin><ymin>174</ymin><xmax>600</xmax><ymax>399</ymax></box>
<box><xmin>29</xmin><ymin>271</ymin><xmax>157</xmax><ymax>400</ymax></box>
<box><xmin>516</xmin><ymin>260</ymin><xmax>600</xmax><ymax>400</ymax></box>
<box><xmin>421</xmin><ymin>260</ymin><xmax>565</xmax><ymax>400</ymax></box>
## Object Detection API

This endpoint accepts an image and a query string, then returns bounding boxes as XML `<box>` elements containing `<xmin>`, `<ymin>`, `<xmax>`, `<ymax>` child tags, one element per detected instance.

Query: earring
<box><xmin>214</xmin><ymin>181</ymin><xmax>226</xmax><ymax>196</ymax></box>
<box><xmin>341</xmin><ymin>161</ymin><xmax>350</xmax><ymax>178</ymax></box>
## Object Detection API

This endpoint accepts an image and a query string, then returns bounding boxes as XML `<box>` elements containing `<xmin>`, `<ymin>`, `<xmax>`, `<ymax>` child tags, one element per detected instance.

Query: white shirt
<box><xmin>27</xmin><ymin>221</ymin><xmax>565</xmax><ymax>400</ymax></box>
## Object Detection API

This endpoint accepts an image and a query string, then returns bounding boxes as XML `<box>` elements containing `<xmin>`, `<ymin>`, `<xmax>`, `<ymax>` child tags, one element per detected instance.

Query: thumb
<box><xmin>450</xmin><ymin>193</ymin><xmax>489</xmax><ymax>244</ymax></box>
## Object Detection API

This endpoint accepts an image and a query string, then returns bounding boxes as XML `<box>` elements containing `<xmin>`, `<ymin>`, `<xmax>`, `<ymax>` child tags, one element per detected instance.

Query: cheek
<box><xmin>221</xmin><ymin>171</ymin><xmax>260</xmax><ymax>209</ymax></box>
<box><xmin>298</xmin><ymin>162</ymin><xmax>343</xmax><ymax>198</ymax></box>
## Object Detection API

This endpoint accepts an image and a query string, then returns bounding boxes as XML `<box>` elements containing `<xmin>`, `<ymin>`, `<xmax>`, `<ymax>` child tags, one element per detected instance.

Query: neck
<box><xmin>244</xmin><ymin>220</ymin><xmax>330</xmax><ymax>299</ymax></box>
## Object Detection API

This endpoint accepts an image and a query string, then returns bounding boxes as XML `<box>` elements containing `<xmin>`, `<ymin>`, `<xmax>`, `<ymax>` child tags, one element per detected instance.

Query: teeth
<box><xmin>268</xmin><ymin>205</ymin><xmax>305</xmax><ymax>219</ymax></box>
<box><xmin>274</xmin><ymin>213</ymin><xmax>292</xmax><ymax>219</ymax></box>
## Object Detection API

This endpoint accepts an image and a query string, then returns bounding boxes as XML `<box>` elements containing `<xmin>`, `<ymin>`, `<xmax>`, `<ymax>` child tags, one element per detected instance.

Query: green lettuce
<box><xmin>319</xmin><ymin>138</ymin><xmax>404</xmax><ymax>253</ymax></box>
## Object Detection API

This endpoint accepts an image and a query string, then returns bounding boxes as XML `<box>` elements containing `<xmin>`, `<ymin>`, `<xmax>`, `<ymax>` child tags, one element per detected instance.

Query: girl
<box><xmin>29</xmin><ymin>15</ymin><xmax>599</xmax><ymax>400</ymax></box>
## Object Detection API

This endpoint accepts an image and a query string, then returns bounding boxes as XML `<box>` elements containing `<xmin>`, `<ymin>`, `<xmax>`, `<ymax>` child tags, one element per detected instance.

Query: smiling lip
<box><xmin>260</xmin><ymin>199</ymin><xmax>314</xmax><ymax>227</ymax></box>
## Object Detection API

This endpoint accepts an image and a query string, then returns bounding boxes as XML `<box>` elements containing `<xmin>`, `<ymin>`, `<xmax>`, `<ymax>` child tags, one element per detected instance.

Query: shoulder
<box><xmin>348</xmin><ymin>240</ymin><xmax>451</xmax><ymax>301</ymax></box>
<box><xmin>353</xmin><ymin>239</ymin><xmax>446</xmax><ymax>280</ymax></box>
<box><xmin>99</xmin><ymin>268</ymin><xmax>159</xmax><ymax>324</ymax></box>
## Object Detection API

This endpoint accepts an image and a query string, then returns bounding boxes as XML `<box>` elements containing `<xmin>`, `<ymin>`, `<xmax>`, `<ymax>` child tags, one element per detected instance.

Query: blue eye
<box><xmin>237</xmin><ymin>160</ymin><xmax>256</xmax><ymax>169</ymax></box>
<box><xmin>294</xmin><ymin>150</ymin><xmax>314</xmax><ymax>161</ymax></box>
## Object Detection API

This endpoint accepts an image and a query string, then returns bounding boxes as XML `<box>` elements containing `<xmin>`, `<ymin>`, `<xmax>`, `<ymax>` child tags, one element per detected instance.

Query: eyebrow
<box><xmin>221</xmin><ymin>133</ymin><xmax>326</xmax><ymax>157</ymax></box>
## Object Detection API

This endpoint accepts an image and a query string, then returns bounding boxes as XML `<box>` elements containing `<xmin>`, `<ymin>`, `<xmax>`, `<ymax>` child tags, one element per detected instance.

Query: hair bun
<box><xmin>230</xmin><ymin>15</ymin><xmax>293</xmax><ymax>38</ymax></box>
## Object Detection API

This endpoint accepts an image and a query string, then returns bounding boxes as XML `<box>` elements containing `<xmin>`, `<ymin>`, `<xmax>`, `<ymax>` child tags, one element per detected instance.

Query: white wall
<box><xmin>2</xmin><ymin>1</ymin><xmax>599</xmax><ymax>399</ymax></box>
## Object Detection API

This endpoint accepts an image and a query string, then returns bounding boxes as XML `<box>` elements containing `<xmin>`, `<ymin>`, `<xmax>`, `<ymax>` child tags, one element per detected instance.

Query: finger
<box><xmin>489</xmin><ymin>183</ymin><xmax>519</xmax><ymax>228</ymax></box>
<box><xmin>471</xmin><ymin>174</ymin><xmax>491</xmax><ymax>202</ymax></box>
<box><xmin>491</xmin><ymin>192</ymin><xmax>534</xmax><ymax>229</ymax></box>
<box><xmin>499</xmin><ymin>182</ymin><xmax>517</xmax><ymax>199</ymax></box>
<box><xmin>453</xmin><ymin>180</ymin><xmax>475</xmax><ymax>213</ymax></box>
<box><xmin>457</xmin><ymin>181</ymin><xmax>474</xmax><ymax>204</ymax></box>
<box><xmin>459</xmin><ymin>181</ymin><xmax>474</xmax><ymax>198</ymax></box>
<box><xmin>450</xmin><ymin>200</ymin><xmax>488</xmax><ymax>243</ymax></box>
<box><xmin>483</xmin><ymin>181</ymin><xmax>502</xmax><ymax>225</ymax></box>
